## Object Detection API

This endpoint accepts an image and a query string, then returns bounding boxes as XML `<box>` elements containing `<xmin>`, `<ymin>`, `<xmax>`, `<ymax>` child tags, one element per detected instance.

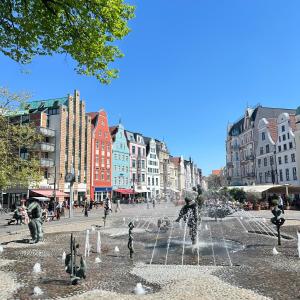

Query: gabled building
<box><xmin>144</xmin><ymin>137</ymin><xmax>160</xmax><ymax>199</ymax></box>
<box><xmin>226</xmin><ymin>106</ymin><xmax>296</xmax><ymax>186</ymax></box>
<box><xmin>125</xmin><ymin>131</ymin><xmax>147</xmax><ymax>198</ymax></box>
<box><xmin>169</xmin><ymin>156</ymin><xmax>185</xmax><ymax>200</ymax></box>
<box><xmin>256</xmin><ymin>118</ymin><xmax>277</xmax><ymax>184</ymax></box>
<box><xmin>110</xmin><ymin>124</ymin><xmax>131</xmax><ymax>196</ymax></box>
<box><xmin>156</xmin><ymin>140</ymin><xmax>171</xmax><ymax>199</ymax></box>
<box><xmin>89</xmin><ymin>110</ymin><xmax>112</xmax><ymax>202</ymax></box>
<box><xmin>276</xmin><ymin>113</ymin><xmax>298</xmax><ymax>185</ymax></box>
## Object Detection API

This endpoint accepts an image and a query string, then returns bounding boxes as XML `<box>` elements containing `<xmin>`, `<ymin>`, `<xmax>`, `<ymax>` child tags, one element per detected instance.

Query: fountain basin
<box><xmin>145</xmin><ymin>239</ymin><xmax>244</xmax><ymax>256</ymax></box>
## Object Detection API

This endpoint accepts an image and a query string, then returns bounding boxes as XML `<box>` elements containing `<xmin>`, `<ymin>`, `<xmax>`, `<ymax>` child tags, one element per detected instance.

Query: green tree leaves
<box><xmin>0</xmin><ymin>0</ymin><xmax>135</xmax><ymax>84</ymax></box>
<box><xmin>0</xmin><ymin>87</ymin><xmax>42</xmax><ymax>191</ymax></box>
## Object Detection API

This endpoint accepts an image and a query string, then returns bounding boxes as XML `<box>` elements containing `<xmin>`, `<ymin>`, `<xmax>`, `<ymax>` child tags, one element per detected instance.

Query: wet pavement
<box><xmin>0</xmin><ymin>203</ymin><xmax>300</xmax><ymax>299</ymax></box>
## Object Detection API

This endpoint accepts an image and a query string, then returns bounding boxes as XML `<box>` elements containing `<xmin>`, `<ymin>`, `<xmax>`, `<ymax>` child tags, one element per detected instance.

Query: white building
<box><xmin>256</xmin><ymin>118</ymin><xmax>277</xmax><ymax>184</ymax></box>
<box><xmin>275</xmin><ymin>113</ymin><xmax>298</xmax><ymax>185</ymax></box>
<box><xmin>145</xmin><ymin>138</ymin><xmax>160</xmax><ymax>198</ymax></box>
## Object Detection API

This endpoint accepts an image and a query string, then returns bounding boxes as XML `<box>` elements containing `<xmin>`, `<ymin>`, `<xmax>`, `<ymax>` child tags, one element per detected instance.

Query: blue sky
<box><xmin>1</xmin><ymin>0</ymin><xmax>300</xmax><ymax>175</ymax></box>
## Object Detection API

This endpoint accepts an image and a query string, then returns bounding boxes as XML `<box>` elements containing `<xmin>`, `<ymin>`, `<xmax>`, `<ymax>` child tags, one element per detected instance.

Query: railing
<box><xmin>40</xmin><ymin>142</ymin><xmax>55</xmax><ymax>152</ymax></box>
<box><xmin>37</xmin><ymin>126</ymin><xmax>55</xmax><ymax>137</ymax></box>
<box><xmin>40</xmin><ymin>158</ymin><xmax>54</xmax><ymax>167</ymax></box>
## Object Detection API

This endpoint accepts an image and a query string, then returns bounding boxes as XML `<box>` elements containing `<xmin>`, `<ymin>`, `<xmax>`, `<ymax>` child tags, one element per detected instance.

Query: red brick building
<box><xmin>88</xmin><ymin>110</ymin><xmax>112</xmax><ymax>202</ymax></box>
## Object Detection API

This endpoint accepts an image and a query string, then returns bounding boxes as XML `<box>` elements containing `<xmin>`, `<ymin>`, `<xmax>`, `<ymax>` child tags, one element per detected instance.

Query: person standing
<box><xmin>56</xmin><ymin>201</ymin><xmax>61</xmax><ymax>220</ymax></box>
<box><xmin>84</xmin><ymin>199</ymin><xmax>89</xmax><ymax>217</ymax></box>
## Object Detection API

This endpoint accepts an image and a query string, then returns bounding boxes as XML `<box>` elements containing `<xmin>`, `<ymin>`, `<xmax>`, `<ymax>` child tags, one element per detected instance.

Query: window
<box><xmin>270</xmin><ymin>156</ymin><xmax>274</xmax><ymax>165</ymax></box>
<box><xmin>291</xmin><ymin>153</ymin><xmax>296</xmax><ymax>162</ymax></box>
<box><xmin>132</xmin><ymin>159</ymin><xmax>136</xmax><ymax>168</ymax></box>
<box><xmin>143</xmin><ymin>149</ymin><xmax>145</xmax><ymax>156</ymax></box>
<box><xmin>148</xmin><ymin>177</ymin><xmax>150</xmax><ymax>185</ymax></box>
<box><xmin>279</xmin><ymin>170</ymin><xmax>283</xmax><ymax>181</ymax></box>
<box><xmin>264</xmin><ymin>157</ymin><xmax>268</xmax><ymax>167</ymax></box>
<box><xmin>156</xmin><ymin>178</ymin><xmax>158</xmax><ymax>186</ymax></box>
<box><xmin>96</xmin><ymin>141</ymin><xmax>99</xmax><ymax>150</ymax></box>
<box><xmin>262</xmin><ymin>132</ymin><xmax>265</xmax><ymax>140</ymax></box>
<box><xmin>287</xmin><ymin>133</ymin><xmax>290</xmax><ymax>139</ymax></box>
<box><xmin>282</xmin><ymin>125</ymin><xmax>285</xmax><ymax>132</ymax></box>
<box><xmin>278</xmin><ymin>146</ymin><xmax>281</xmax><ymax>152</ymax></box>
<box><xmin>266</xmin><ymin>145</ymin><xmax>270</xmax><ymax>153</ymax></box>
<box><xmin>278</xmin><ymin>157</ymin><xmax>282</xmax><ymax>165</ymax></box>
<box><xmin>102</xmin><ymin>142</ymin><xmax>105</xmax><ymax>151</ymax></box>
<box><xmin>152</xmin><ymin>178</ymin><xmax>154</xmax><ymax>185</ymax></box>
<box><xmin>258</xmin><ymin>159</ymin><xmax>261</xmax><ymax>168</ymax></box>
<box><xmin>101</xmin><ymin>171</ymin><xmax>104</xmax><ymax>180</ymax></box>
<box><xmin>289</xmin><ymin>142</ymin><xmax>293</xmax><ymax>149</ymax></box>
<box><xmin>283</xmin><ymin>134</ymin><xmax>286</xmax><ymax>141</ymax></box>
<box><xmin>265</xmin><ymin>172</ymin><xmax>268</xmax><ymax>182</ymax></box>
<box><xmin>107</xmin><ymin>172</ymin><xmax>111</xmax><ymax>181</ymax></box>
<box><xmin>293</xmin><ymin>167</ymin><xmax>297</xmax><ymax>180</ymax></box>
<box><xmin>142</xmin><ymin>160</ymin><xmax>145</xmax><ymax>169</ymax></box>
<box><xmin>96</xmin><ymin>155</ymin><xmax>99</xmax><ymax>166</ymax></box>
<box><xmin>138</xmin><ymin>147</ymin><xmax>141</xmax><ymax>156</ymax></box>
<box><xmin>260</xmin><ymin>147</ymin><xmax>263</xmax><ymax>155</ymax></box>
<box><xmin>132</xmin><ymin>145</ymin><xmax>136</xmax><ymax>154</ymax></box>
<box><xmin>142</xmin><ymin>174</ymin><xmax>145</xmax><ymax>182</ymax></box>
<box><xmin>279</xmin><ymin>136</ymin><xmax>281</xmax><ymax>142</ymax></box>
<box><xmin>286</xmin><ymin>169</ymin><xmax>290</xmax><ymax>181</ymax></box>
<box><xmin>107</xmin><ymin>144</ymin><xmax>110</xmax><ymax>152</ymax></box>
<box><xmin>284</xmin><ymin>155</ymin><xmax>288</xmax><ymax>164</ymax></box>
<box><xmin>99</xmin><ymin>130</ymin><xmax>102</xmax><ymax>136</ymax></box>
<box><xmin>133</xmin><ymin>173</ymin><xmax>136</xmax><ymax>182</ymax></box>
<box><xmin>283</xmin><ymin>144</ymin><xmax>287</xmax><ymax>151</ymax></box>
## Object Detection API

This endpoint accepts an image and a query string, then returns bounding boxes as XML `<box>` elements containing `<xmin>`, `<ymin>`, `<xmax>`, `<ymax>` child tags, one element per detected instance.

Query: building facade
<box><xmin>156</xmin><ymin>141</ymin><xmax>171</xmax><ymax>199</ymax></box>
<box><xmin>4</xmin><ymin>91</ymin><xmax>91</xmax><ymax>206</ymax></box>
<box><xmin>275</xmin><ymin>113</ymin><xmax>298</xmax><ymax>185</ymax></box>
<box><xmin>256</xmin><ymin>118</ymin><xmax>277</xmax><ymax>184</ymax></box>
<box><xmin>89</xmin><ymin>110</ymin><xmax>112</xmax><ymax>202</ymax></box>
<box><xmin>226</xmin><ymin>106</ymin><xmax>296</xmax><ymax>186</ymax></box>
<box><xmin>110</xmin><ymin>124</ymin><xmax>131</xmax><ymax>193</ymax></box>
<box><xmin>145</xmin><ymin>138</ymin><xmax>160</xmax><ymax>198</ymax></box>
<box><xmin>125</xmin><ymin>131</ymin><xmax>147</xmax><ymax>197</ymax></box>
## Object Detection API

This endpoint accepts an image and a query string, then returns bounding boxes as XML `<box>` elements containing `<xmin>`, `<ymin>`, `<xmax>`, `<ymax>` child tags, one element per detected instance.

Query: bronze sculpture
<box><xmin>27</xmin><ymin>199</ymin><xmax>43</xmax><ymax>243</ymax></box>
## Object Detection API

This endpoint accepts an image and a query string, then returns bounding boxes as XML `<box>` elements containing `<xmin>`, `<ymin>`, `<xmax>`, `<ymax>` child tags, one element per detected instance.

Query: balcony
<box><xmin>37</xmin><ymin>127</ymin><xmax>55</xmax><ymax>137</ymax></box>
<box><xmin>40</xmin><ymin>142</ymin><xmax>55</xmax><ymax>152</ymax></box>
<box><xmin>40</xmin><ymin>158</ymin><xmax>54</xmax><ymax>167</ymax></box>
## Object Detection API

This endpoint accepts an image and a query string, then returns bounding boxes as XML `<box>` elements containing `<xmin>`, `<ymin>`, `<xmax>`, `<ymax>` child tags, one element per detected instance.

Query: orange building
<box><xmin>88</xmin><ymin>110</ymin><xmax>112</xmax><ymax>202</ymax></box>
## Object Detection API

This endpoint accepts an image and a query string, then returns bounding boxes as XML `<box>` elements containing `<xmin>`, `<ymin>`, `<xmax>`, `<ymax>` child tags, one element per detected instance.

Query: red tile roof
<box><xmin>212</xmin><ymin>169</ymin><xmax>222</xmax><ymax>175</ymax></box>
<box><xmin>170</xmin><ymin>157</ymin><xmax>181</xmax><ymax>165</ymax></box>
<box><xmin>266</xmin><ymin>118</ymin><xmax>278</xmax><ymax>143</ymax></box>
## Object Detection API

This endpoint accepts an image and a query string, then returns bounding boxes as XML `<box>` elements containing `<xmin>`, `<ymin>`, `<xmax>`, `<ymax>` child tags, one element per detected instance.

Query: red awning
<box><xmin>30</xmin><ymin>189</ymin><xmax>68</xmax><ymax>198</ymax></box>
<box><xmin>114</xmin><ymin>188</ymin><xmax>135</xmax><ymax>195</ymax></box>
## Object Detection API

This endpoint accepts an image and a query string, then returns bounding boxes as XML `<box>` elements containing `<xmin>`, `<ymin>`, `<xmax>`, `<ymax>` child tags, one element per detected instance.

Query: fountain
<box><xmin>84</xmin><ymin>230</ymin><xmax>90</xmax><ymax>257</ymax></box>
<box><xmin>0</xmin><ymin>245</ymin><xmax>3</xmax><ymax>254</ymax></box>
<box><xmin>272</xmin><ymin>247</ymin><xmax>279</xmax><ymax>255</ymax></box>
<box><xmin>96</xmin><ymin>231</ymin><xmax>101</xmax><ymax>254</ymax></box>
<box><xmin>65</xmin><ymin>233</ymin><xmax>87</xmax><ymax>285</ymax></box>
<box><xmin>271</xmin><ymin>205</ymin><xmax>285</xmax><ymax>245</ymax></box>
<box><xmin>114</xmin><ymin>246</ymin><xmax>120</xmax><ymax>256</ymax></box>
<box><xmin>134</xmin><ymin>283</ymin><xmax>146</xmax><ymax>295</ymax></box>
<box><xmin>128</xmin><ymin>222</ymin><xmax>134</xmax><ymax>259</ymax></box>
<box><xmin>33</xmin><ymin>263</ymin><xmax>41</xmax><ymax>274</ymax></box>
<box><xmin>33</xmin><ymin>286</ymin><xmax>43</xmax><ymax>296</ymax></box>
<box><xmin>95</xmin><ymin>257</ymin><xmax>102</xmax><ymax>263</ymax></box>
<box><xmin>298</xmin><ymin>231</ymin><xmax>300</xmax><ymax>258</ymax></box>
<box><xmin>62</xmin><ymin>251</ymin><xmax>66</xmax><ymax>261</ymax></box>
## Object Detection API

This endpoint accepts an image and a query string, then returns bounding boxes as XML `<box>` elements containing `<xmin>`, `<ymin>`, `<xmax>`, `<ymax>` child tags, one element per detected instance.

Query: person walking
<box><xmin>56</xmin><ymin>201</ymin><xmax>61</xmax><ymax>220</ymax></box>
<box><xmin>84</xmin><ymin>199</ymin><xmax>89</xmax><ymax>217</ymax></box>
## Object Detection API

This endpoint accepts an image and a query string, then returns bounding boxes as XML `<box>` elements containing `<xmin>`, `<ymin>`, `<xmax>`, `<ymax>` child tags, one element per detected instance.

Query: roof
<box><xmin>170</xmin><ymin>157</ymin><xmax>181</xmax><ymax>165</ymax></box>
<box><xmin>266</xmin><ymin>118</ymin><xmax>278</xmax><ymax>143</ymax></box>
<box><xmin>212</xmin><ymin>169</ymin><xmax>222</xmax><ymax>175</ymax></box>
<box><xmin>25</xmin><ymin>97</ymin><xmax>68</xmax><ymax>110</ymax></box>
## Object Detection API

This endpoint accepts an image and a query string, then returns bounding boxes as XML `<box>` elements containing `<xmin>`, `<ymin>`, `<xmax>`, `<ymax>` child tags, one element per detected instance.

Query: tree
<box><xmin>229</xmin><ymin>188</ymin><xmax>246</xmax><ymax>203</ymax></box>
<box><xmin>207</xmin><ymin>173</ymin><xmax>226</xmax><ymax>190</ymax></box>
<box><xmin>0</xmin><ymin>0</ymin><xmax>135</xmax><ymax>84</ymax></box>
<box><xmin>0</xmin><ymin>87</ymin><xmax>42</xmax><ymax>193</ymax></box>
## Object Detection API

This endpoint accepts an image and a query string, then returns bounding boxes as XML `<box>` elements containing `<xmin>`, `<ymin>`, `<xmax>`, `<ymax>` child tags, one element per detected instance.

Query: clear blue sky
<box><xmin>1</xmin><ymin>0</ymin><xmax>300</xmax><ymax>175</ymax></box>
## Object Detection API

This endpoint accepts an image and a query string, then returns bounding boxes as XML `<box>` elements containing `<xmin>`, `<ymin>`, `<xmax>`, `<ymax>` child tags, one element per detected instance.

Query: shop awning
<box><xmin>114</xmin><ymin>188</ymin><xmax>135</xmax><ymax>195</ymax></box>
<box><xmin>227</xmin><ymin>185</ymin><xmax>300</xmax><ymax>194</ymax></box>
<box><xmin>30</xmin><ymin>189</ymin><xmax>68</xmax><ymax>198</ymax></box>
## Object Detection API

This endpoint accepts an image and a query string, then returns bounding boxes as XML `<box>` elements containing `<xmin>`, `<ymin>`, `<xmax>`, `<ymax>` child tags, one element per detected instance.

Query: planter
<box><xmin>254</xmin><ymin>204</ymin><xmax>261</xmax><ymax>211</ymax></box>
